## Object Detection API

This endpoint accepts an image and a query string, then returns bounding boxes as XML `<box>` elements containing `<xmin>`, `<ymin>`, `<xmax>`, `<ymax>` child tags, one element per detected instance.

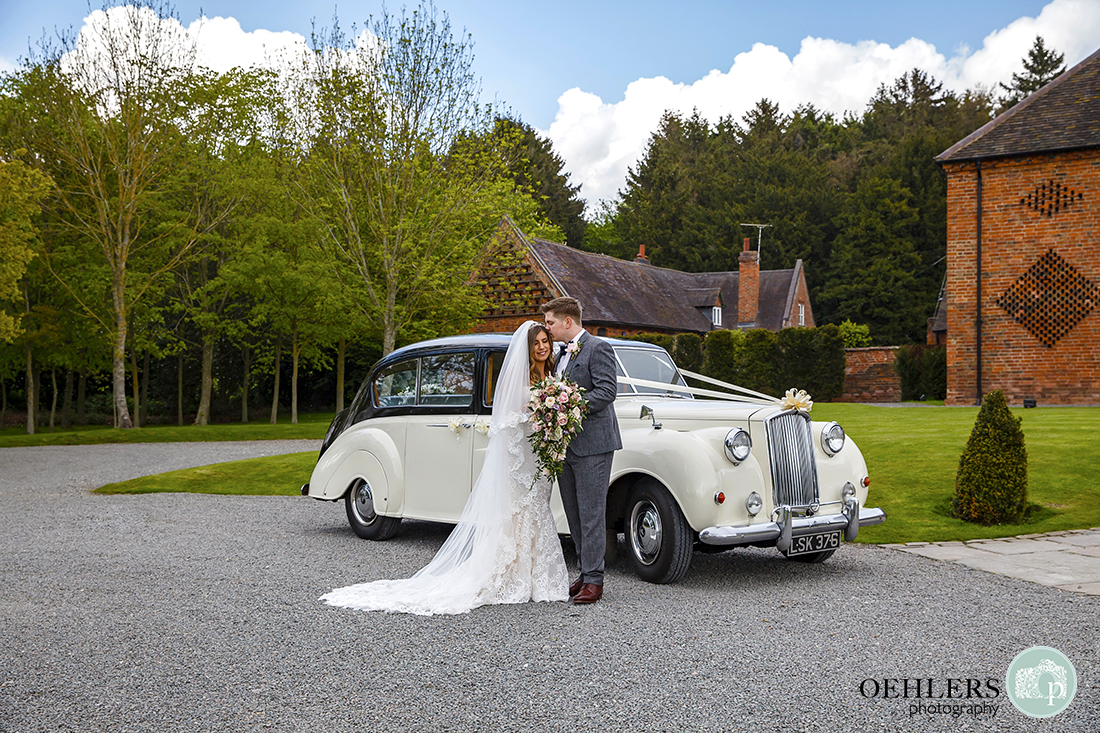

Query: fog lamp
<box><xmin>745</xmin><ymin>491</ymin><xmax>763</xmax><ymax>517</ymax></box>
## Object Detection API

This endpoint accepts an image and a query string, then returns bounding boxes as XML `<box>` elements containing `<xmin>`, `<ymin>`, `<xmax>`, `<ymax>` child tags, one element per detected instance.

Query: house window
<box><xmin>712</xmin><ymin>306</ymin><xmax>722</xmax><ymax>327</ymax></box>
<box><xmin>798</xmin><ymin>303</ymin><xmax>805</xmax><ymax>326</ymax></box>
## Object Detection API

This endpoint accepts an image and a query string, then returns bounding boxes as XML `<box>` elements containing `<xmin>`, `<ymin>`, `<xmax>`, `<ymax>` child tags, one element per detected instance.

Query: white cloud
<box><xmin>547</xmin><ymin>0</ymin><xmax>1100</xmax><ymax>206</ymax></box>
<box><xmin>187</xmin><ymin>16</ymin><xmax>309</xmax><ymax>72</ymax></box>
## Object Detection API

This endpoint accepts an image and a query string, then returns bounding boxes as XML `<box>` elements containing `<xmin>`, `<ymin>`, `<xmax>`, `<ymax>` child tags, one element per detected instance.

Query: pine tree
<box><xmin>998</xmin><ymin>36</ymin><xmax>1066</xmax><ymax>111</ymax></box>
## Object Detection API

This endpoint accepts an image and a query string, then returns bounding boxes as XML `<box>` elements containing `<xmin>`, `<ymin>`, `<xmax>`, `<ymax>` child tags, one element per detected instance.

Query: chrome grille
<box><xmin>765</xmin><ymin>411</ymin><xmax>819</xmax><ymax>509</ymax></box>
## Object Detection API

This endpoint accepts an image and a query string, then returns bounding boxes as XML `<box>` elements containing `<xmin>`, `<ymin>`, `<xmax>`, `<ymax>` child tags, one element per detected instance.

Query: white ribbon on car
<box><xmin>616</xmin><ymin>373</ymin><xmax>780</xmax><ymax>406</ymax></box>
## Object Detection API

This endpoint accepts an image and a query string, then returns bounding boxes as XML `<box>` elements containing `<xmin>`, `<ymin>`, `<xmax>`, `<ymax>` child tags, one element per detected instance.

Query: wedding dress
<box><xmin>320</xmin><ymin>321</ymin><xmax>570</xmax><ymax>615</ymax></box>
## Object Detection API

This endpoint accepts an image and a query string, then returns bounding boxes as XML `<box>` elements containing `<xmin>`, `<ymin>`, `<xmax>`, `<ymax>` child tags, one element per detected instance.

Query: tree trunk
<box><xmin>177</xmin><ymin>353</ymin><xmax>184</xmax><ymax>426</ymax></box>
<box><xmin>336</xmin><ymin>337</ymin><xmax>346</xmax><ymax>413</ymax></box>
<box><xmin>129</xmin><ymin>343</ymin><xmax>141</xmax><ymax>428</ymax></box>
<box><xmin>77</xmin><ymin>371</ymin><xmax>87</xmax><ymax>425</ymax></box>
<box><xmin>291</xmin><ymin>323</ymin><xmax>299</xmax><ymax>425</ymax></box>
<box><xmin>141</xmin><ymin>351</ymin><xmax>150</xmax><ymax>427</ymax></box>
<box><xmin>269</xmin><ymin>336</ymin><xmax>281</xmax><ymax>425</ymax></box>
<box><xmin>195</xmin><ymin>335</ymin><xmax>214</xmax><ymax>426</ymax></box>
<box><xmin>383</xmin><ymin>285</ymin><xmax>398</xmax><ymax>356</ymax></box>
<box><xmin>1</xmin><ymin>380</ymin><xmax>6</xmax><ymax>429</ymax></box>
<box><xmin>24</xmin><ymin>345</ymin><xmax>34</xmax><ymax>435</ymax></box>
<box><xmin>49</xmin><ymin>368</ymin><xmax>58</xmax><ymax>431</ymax></box>
<box><xmin>61</xmin><ymin>369</ymin><xmax>73</xmax><ymax>429</ymax></box>
<box><xmin>241</xmin><ymin>344</ymin><xmax>250</xmax><ymax>423</ymax></box>
<box><xmin>112</xmin><ymin>294</ymin><xmax>133</xmax><ymax>428</ymax></box>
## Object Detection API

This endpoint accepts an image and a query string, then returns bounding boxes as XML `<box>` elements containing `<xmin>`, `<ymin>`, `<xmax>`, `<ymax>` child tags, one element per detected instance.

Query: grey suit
<box><xmin>559</xmin><ymin>331</ymin><xmax>622</xmax><ymax>586</ymax></box>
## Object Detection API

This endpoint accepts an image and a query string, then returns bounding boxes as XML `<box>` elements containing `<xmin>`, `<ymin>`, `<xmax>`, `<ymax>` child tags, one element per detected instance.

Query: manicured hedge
<box><xmin>629</xmin><ymin>326</ymin><xmax>846</xmax><ymax>401</ymax></box>
<box><xmin>953</xmin><ymin>390</ymin><xmax>1028</xmax><ymax>525</ymax></box>
<box><xmin>895</xmin><ymin>344</ymin><xmax>947</xmax><ymax>401</ymax></box>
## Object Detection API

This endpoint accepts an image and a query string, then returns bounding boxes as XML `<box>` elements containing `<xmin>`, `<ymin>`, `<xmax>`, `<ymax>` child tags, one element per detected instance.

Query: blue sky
<box><xmin>4</xmin><ymin>0</ymin><xmax>1099</xmax><ymax>203</ymax></box>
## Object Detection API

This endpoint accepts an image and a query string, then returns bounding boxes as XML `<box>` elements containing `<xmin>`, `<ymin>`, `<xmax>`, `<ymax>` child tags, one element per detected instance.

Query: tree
<box><xmin>998</xmin><ymin>36</ymin><xmax>1066</xmax><ymax>111</ymax></box>
<box><xmin>5</xmin><ymin>2</ymin><xmax>218</xmax><ymax>428</ymax></box>
<box><xmin>0</xmin><ymin>158</ymin><xmax>51</xmax><ymax>342</ymax></box>
<box><xmin>953</xmin><ymin>390</ymin><xmax>1028</xmax><ymax>524</ymax></box>
<box><xmin>489</xmin><ymin>117</ymin><xmax>586</xmax><ymax>247</ymax></box>
<box><xmin>285</xmin><ymin>3</ymin><xmax>551</xmax><ymax>356</ymax></box>
<box><xmin>821</xmin><ymin>176</ymin><xmax>922</xmax><ymax>344</ymax></box>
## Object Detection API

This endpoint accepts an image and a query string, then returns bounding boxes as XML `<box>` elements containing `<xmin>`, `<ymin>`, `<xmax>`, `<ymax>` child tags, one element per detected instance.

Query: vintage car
<box><xmin>302</xmin><ymin>334</ymin><xmax>885</xmax><ymax>583</ymax></box>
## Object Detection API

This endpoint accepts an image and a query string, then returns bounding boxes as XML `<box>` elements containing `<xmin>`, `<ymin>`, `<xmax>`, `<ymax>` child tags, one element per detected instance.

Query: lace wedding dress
<box><xmin>320</xmin><ymin>322</ymin><xmax>570</xmax><ymax>615</ymax></box>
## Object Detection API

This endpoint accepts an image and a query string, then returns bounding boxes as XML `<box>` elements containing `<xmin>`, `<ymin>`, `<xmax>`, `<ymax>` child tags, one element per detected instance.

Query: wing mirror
<box><xmin>640</xmin><ymin>405</ymin><xmax>662</xmax><ymax>430</ymax></box>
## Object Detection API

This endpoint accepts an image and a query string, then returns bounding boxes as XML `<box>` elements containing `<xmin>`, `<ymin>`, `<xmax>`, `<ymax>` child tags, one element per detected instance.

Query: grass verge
<box><xmin>812</xmin><ymin>403</ymin><xmax>1100</xmax><ymax>544</ymax></box>
<box><xmin>85</xmin><ymin>404</ymin><xmax>1100</xmax><ymax>545</ymax></box>
<box><xmin>94</xmin><ymin>451</ymin><xmax>317</xmax><ymax>496</ymax></box>
<box><xmin>0</xmin><ymin>413</ymin><xmax>333</xmax><ymax>448</ymax></box>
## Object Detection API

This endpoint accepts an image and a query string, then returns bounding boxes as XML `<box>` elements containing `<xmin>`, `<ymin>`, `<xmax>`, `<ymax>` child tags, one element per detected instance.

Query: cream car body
<box><xmin>304</xmin><ymin>334</ymin><xmax>885</xmax><ymax>583</ymax></box>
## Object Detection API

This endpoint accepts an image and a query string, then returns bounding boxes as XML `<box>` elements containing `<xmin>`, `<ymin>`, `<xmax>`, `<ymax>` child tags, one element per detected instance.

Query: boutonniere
<box><xmin>567</xmin><ymin>339</ymin><xmax>583</xmax><ymax>357</ymax></box>
<box><xmin>779</xmin><ymin>388</ymin><xmax>813</xmax><ymax>413</ymax></box>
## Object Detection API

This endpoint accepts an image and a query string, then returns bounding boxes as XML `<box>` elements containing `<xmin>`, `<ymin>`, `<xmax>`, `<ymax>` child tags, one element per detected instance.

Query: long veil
<box><xmin>320</xmin><ymin>321</ymin><xmax>565</xmax><ymax>615</ymax></box>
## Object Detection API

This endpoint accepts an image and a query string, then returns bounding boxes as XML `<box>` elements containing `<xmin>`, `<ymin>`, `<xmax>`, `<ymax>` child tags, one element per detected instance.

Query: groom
<box><xmin>541</xmin><ymin>297</ymin><xmax>622</xmax><ymax>605</ymax></box>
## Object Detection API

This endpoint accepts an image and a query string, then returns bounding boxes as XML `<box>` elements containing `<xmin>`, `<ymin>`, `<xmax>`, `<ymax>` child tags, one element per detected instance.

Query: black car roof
<box><xmin>383</xmin><ymin>332</ymin><xmax>663</xmax><ymax>363</ymax></box>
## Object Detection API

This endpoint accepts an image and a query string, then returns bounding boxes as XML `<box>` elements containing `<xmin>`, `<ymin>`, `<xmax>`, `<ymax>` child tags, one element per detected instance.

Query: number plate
<box><xmin>786</xmin><ymin>531</ymin><xmax>841</xmax><ymax>556</ymax></box>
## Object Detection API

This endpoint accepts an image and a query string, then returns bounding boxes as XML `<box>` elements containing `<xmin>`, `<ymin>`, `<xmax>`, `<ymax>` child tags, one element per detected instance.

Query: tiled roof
<box><xmin>525</xmin><ymin>235</ymin><xmax>801</xmax><ymax>333</ymax></box>
<box><xmin>937</xmin><ymin>45</ymin><xmax>1100</xmax><ymax>162</ymax></box>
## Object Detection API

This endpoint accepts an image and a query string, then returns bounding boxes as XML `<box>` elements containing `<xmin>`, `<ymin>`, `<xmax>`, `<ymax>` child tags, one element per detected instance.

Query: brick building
<box><xmin>935</xmin><ymin>46</ymin><xmax>1100</xmax><ymax>406</ymax></box>
<box><xmin>472</xmin><ymin>218</ymin><xmax>814</xmax><ymax>337</ymax></box>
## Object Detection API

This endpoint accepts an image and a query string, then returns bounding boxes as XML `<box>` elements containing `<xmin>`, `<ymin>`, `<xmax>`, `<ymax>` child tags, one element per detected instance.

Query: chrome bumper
<box><xmin>698</xmin><ymin>504</ymin><xmax>887</xmax><ymax>547</ymax></box>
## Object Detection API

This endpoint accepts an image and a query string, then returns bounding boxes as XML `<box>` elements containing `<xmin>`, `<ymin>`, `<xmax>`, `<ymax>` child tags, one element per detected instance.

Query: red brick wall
<box><xmin>837</xmin><ymin>347</ymin><xmax>901</xmax><ymax>403</ymax></box>
<box><xmin>943</xmin><ymin>150</ymin><xmax>1100</xmax><ymax>406</ymax></box>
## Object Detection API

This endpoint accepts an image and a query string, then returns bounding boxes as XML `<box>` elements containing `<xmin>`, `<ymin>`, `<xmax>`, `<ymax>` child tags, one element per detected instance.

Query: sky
<box><xmin>3</xmin><ymin>0</ymin><xmax>1100</xmax><ymax>206</ymax></box>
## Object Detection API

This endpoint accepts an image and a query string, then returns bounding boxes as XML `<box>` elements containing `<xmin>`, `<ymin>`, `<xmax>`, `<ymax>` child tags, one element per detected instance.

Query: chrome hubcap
<box><xmin>630</xmin><ymin>500</ymin><xmax>662</xmax><ymax>566</ymax></box>
<box><xmin>352</xmin><ymin>482</ymin><xmax>376</xmax><ymax>525</ymax></box>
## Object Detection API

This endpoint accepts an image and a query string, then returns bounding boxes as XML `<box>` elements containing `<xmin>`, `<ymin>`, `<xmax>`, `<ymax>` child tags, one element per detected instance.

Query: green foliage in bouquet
<box><xmin>952</xmin><ymin>390</ymin><xmax>1028</xmax><ymax>525</ymax></box>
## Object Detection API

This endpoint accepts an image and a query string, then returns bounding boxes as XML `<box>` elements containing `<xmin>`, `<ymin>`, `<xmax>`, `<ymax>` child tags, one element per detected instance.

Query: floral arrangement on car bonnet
<box><xmin>779</xmin><ymin>388</ymin><xmax>813</xmax><ymax>413</ymax></box>
<box><xmin>527</xmin><ymin>376</ymin><xmax>589</xmax><ymax>484</ymax></box>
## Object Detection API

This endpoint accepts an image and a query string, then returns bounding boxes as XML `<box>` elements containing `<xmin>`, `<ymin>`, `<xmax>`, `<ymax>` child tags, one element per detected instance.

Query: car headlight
<box><xmin>723</xmin><ymin>427</ymin><xmax>752</xmax><ymax>464</ymax></box>
<box><xmin>821</xmin><ymin>422</ymin><xmax>845</xmax><ymax>456</ymax></box>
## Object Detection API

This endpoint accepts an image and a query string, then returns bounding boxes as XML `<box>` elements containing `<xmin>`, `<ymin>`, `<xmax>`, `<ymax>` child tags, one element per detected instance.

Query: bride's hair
<box><xmin>527</xmin><ymin>323</ymin><xmax>555</xmax><ymax>384</ymax></box>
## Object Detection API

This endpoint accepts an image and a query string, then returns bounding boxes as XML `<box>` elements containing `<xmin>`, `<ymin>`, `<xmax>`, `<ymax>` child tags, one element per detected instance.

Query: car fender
<box><xmin>614</xmin><ymin>427</ymin><xmax>765</xmax><ymax>531</ymax></box>
<box><xmin>308</xmin><ymin>426</ymin><xmax>404</xmax><ymax>514</ymax></box>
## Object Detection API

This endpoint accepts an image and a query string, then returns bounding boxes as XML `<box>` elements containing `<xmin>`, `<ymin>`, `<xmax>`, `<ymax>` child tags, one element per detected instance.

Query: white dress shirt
<box><xmin>555</xmin><ymin>330</ymin><xmax>586</xmax><ymax>376</ymax></box>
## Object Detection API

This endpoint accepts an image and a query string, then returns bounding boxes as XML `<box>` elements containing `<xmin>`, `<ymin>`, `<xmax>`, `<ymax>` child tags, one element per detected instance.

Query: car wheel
<box><xmin>786</xmin><ymin>549</ymin><xmax>836</xmax><ymax>564</ymax></box>
<box><xmin>625</xmin><ymin>479</ymin><xmax>693</xmax><ymax>584</ymax></box>
<box><xmin>344</xmin><ymin>479</ymin><xmax>401</xmax><ymax>540</ymax></box>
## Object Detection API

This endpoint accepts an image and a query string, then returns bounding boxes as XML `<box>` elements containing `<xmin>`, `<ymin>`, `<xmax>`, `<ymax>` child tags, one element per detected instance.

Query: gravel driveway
<box><xmin>1</xmin><ymin>442</ymin><xmax>1096</xmax><ymax>732</ymax></box>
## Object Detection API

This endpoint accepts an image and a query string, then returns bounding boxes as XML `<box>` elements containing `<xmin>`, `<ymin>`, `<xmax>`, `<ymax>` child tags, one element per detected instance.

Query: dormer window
<box><xmin>712</xmin><ymin>306</ymin><xmax>723</xmax><ymax>327</ymax></box>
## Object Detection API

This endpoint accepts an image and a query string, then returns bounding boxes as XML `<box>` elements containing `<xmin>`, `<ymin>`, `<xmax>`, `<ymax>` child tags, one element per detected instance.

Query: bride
<box><xmin>320</xmin><ymin>321</ymin><xmax>570</xmax><ymax>615</ymax></box>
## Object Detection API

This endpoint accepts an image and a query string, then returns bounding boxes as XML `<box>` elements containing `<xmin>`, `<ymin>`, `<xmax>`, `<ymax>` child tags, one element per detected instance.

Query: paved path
<box><xmin>886</xmin><ymin>528</ymin><xmax>1100</xmax><ymax>595</ymax></box>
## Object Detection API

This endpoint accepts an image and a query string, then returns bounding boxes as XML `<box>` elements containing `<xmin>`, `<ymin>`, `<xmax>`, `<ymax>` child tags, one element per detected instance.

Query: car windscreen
<box><xmin>615</xmin><ymin>347</ymin><xmax>692</xmax><ymax>397</ymax></box>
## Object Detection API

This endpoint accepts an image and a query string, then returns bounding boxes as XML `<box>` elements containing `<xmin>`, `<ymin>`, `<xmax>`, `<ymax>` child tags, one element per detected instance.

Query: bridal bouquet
<box><xmin>528</xmin><ymin>376</ymin><xmax>589</xmax><ymax>483</ymax></box>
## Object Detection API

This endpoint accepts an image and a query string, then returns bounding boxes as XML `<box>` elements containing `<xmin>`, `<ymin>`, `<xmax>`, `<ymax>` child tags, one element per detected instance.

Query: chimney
<box><xmin>634</xmin><ymin>244</ymin><xmax>650</xmax><ymax>265</ymax></box>
<box><xmin>738</xmin><ymin>237</ymin><xmax>759</xmax><ymax>326</ymax></box>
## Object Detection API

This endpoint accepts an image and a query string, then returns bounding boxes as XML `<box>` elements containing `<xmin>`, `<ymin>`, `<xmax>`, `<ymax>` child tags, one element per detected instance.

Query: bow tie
<box><xmin>558</xmin><ymin>343</ymin><xmax>568</xmax><ymax>360</ymax></box>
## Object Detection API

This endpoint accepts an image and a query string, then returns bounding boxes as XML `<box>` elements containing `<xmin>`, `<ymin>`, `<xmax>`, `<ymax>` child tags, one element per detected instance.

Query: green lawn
<box><xmin>62</xmin><ymin>404</ymin><xmax>1100</xmax><ymax>544</ymax></box>
<box><xmin>0</xmin><ymin>412</ymin><xmax>334</xmax><ymax>448</ymax></box>
<box><xmin>95</xmin><ymin>451</ymin><xmax>317</xmax><ymax>496</ymax></box>
<box><xmin>812</xmin><ymin>403</ymin><xmax>1100</xmax><ymax>544</ymax></box>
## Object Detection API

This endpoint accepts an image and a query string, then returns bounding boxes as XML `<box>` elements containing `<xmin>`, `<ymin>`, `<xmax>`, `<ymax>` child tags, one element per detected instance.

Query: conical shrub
<box><xmin>952</xmin><ymin>390</ymin><xmax>1028</xmax><ymax>524</ymax></box>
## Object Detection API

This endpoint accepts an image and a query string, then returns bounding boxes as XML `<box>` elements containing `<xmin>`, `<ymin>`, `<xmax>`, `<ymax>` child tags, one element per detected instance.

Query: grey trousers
<box><xmin>558</xmin><ymin>451</ymin><xmax>614</xmax><ymax>586</ymax></box>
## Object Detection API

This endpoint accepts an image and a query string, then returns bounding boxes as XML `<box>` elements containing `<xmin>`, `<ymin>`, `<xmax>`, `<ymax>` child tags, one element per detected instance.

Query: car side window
<box><xmin>419</xmin><ymin>352</ymin><xmax>475</xmax><ymax>406</ymax></box>
<box><xmin>374</xmin><ymin>359</ymin><xmax>418</xmax><ymax>407</ymax></box>
<box><xmin>483</xmin><ymin>351</ymin><xmax>506</xmax><ymax>407</ymax></box>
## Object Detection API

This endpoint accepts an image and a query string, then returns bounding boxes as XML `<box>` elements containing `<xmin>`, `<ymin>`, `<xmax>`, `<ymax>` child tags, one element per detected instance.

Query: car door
<box><xmin>401</xmin><ymin>351</ymin><xmax>478</xmax><ymax>522</ymax></box>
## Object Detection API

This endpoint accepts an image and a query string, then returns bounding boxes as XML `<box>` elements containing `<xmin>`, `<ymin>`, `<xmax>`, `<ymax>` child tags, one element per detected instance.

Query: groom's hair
<box><xmin>541</xmin><ymin>297</ymin><xmax>581</xmax><ymax>324</ymax></box>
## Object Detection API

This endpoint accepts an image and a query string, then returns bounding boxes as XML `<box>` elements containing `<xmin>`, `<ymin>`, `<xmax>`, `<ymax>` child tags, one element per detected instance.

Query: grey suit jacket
<box><xmin>564</xmin><ymin>331</ymin><xmax>623</xmax><ymax>457</ymax></box>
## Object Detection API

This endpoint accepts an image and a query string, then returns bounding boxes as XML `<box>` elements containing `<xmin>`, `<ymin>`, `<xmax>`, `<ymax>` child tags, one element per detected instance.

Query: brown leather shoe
<box><xmin>572</xmin><ymin>583</ymin><xmax>603</xmax><ymax>604</ymax></box>
<box><xmin>568</xmin><ymin>576</ymin><xmax>584</xmax><ymax>597</ymax></box>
